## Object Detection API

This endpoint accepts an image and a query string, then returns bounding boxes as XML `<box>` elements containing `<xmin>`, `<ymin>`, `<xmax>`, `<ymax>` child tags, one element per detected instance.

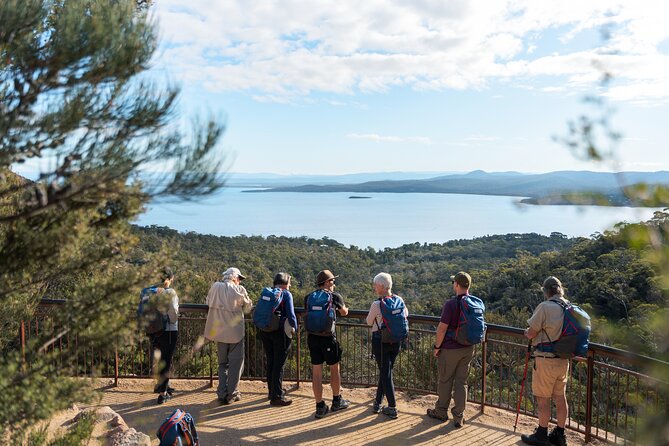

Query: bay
<box><xmin>136</xmin><ymin>188</ymin><xmax>662</xmax><ymax>249</ymax></box>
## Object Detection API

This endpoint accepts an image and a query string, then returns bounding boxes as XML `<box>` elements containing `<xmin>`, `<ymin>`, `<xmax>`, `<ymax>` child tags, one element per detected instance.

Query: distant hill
<box><xmin>244</xmin><ymin>170</ymin><xmax>669</xmax><ymax>206</ymax></box>
<box><xmin>225</xmin><ymin>171</ymin><xmax>454</xmax><ymax>187</ymax></box>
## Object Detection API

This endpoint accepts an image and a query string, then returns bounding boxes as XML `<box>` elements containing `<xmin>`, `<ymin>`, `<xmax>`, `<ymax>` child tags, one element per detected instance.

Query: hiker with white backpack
<box><xmin>304</xmin><ymin>269</ymin><xmax>351</xmax><ymax>418</ymax></box>
<box><xmin>427</xmin><ymin>271</ymin><xmax>485</xmax><ymax>429</ymax></box>
<box><xmin>365</xmin><ymin>272</ymin><xmax>409</xmax><ymax>419</ymax></box>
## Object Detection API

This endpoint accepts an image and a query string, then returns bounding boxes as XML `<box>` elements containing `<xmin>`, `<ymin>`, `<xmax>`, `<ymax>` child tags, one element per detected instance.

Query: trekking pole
<box><xmin>514</xmin><ymin>340</ymin><xmax>533</xmax><ymax>432</ymax></box>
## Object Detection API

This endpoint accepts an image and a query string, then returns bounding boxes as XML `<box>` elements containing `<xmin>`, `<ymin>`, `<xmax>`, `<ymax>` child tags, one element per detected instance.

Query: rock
<box><xmin>108</xmin><ymin>428</ymin><xmax>151</xmax><ymax>446</ymax></box>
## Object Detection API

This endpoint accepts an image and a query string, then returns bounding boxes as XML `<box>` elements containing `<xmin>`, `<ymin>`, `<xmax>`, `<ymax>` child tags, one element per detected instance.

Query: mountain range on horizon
<box><xmin>240</xmin><ymin>170</ymin><xmax>669</xmax><ymax>207</ymax></box>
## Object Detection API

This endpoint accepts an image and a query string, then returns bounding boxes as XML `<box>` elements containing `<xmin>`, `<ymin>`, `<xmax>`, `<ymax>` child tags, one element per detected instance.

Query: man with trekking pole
<box><xmin>520</xmin><ymin>276</ymin><xmax>570</xmax><ymax>446</ymax></box>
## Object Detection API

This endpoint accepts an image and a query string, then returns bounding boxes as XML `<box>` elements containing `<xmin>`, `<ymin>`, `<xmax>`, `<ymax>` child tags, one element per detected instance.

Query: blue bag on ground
<box><xmin>253</xmin><ymin>287</ymin><xmax>284</xmax><ymax>332</ymax></box>
<box><xmin>447</xmin><ymin>294</ymin><xmax>486</xmax><ymax>345</ymax></box>
<box><xmin>537</xmin><ymin>299</ymin><xmax>591</xmax><ymax>358</ymax></box>
<box><xmin>379</xmin><ymin>295</ymin><xmax>409</xmax><ymax>343</ymax></box>
<box><xmin>304</xmin><ymin>290</ymin><xmax>336</xmax><ymax>335</ymax></box>
<box><xmin>157</xmin><ymin>408</ymin><xmax>199</xmax><ymax>446</ymax></box>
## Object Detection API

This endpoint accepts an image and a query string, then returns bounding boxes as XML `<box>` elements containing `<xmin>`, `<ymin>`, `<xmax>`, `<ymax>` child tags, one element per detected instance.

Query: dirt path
<box><xmin>94</xmin><ymin>379</ymin><xmax>599</xmax><ymax>445</ymax></box>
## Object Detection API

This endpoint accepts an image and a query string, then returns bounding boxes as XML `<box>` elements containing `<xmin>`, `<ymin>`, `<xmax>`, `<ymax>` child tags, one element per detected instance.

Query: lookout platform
<box><xmin>95</xmin><ymin>379</ymin><xmax>597</xmax><ymax>446</ymax></box>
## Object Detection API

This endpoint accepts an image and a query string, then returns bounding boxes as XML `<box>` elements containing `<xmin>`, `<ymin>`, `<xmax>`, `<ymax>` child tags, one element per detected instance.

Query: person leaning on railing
<box><xmin>520</xmin><ymin>276</ymin><xmax>570</xmax><ymax>446</ymax></box>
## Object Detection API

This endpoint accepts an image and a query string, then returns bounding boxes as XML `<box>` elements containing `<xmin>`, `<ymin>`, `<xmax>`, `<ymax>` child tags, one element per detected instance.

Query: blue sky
<box><xmin>149</xmin><ymin>0</ymin><xmax>669</xmax><ymax>175</ymax></box>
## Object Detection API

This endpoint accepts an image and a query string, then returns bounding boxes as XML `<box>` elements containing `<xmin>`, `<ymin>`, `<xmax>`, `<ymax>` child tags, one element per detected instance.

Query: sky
<box><xmin>147</xmin><ymin>0</ymin><xmax>669</xmax><ymax>175</ymax></box>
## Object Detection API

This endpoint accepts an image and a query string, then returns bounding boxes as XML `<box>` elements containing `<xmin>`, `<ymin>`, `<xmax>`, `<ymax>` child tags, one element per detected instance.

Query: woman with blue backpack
<box><xmin>365</xmin><ymin>272</ymin><xmax>409</xmax><ymax>419</ymax></box>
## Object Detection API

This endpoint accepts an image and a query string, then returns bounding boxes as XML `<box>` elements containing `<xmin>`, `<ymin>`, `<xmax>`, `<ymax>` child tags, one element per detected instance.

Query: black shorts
<box><xmin>307</xmin><ymin>334</ymin><xmax>342</xmax><ymax>366</ymax></box>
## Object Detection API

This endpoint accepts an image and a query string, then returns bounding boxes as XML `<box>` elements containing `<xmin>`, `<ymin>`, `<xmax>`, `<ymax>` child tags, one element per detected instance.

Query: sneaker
<box><xmin>157</xmin><ymin>392</ymin><xmax>171</xmax><ymax>405</ymax></box>
<box><xmin>331</xmin><ymin>397</ymin><xmax>350</xmax><ymax>412</ymax></box>
<box><xmin>453</xmin><ymin>418</ymin><xmax>464</xmax><ymax>428</ymax></box>
<box><xmin>426</xmin><ymin>408</ymin><xmax>449</xmax><ymax>422</ymax></box>
<box><xmin>521</xmin><ymin>428</ymin><xmax>551</xmax><ymax>446</ymax></box>
<box><xmin>270</xmin><ymin>397</ymin><xmax>293</xmax><ymax>406</ymax></box>
<box><xmin>315</xmin><ymin>403</ymin><xmax>329</xmax><ymax>419</ymax></box>
<box><xmin>372</xmin><ymin>401</ymin><xmax>382</xmax><ymax>414</ymax></box>
<box><xmin>381</xmin><ymin>406</ymin><xmax>398</xmax><ymax>419</ymax></box>
<box><xmin>227</xmin><ymin>392</ymin><xmax>241</xmax><ymax>404</ymax></box>
<box><xmin>548</xmin><ymin>428</ymin><xmax>567</xmax><ymax>446</ymax></box>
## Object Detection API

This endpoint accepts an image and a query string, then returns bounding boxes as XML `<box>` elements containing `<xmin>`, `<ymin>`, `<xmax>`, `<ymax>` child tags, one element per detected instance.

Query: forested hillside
<box><xmin>126</xmin><ymin>213</ymin><xmax>669</xmax><ymax>356</ymax></box>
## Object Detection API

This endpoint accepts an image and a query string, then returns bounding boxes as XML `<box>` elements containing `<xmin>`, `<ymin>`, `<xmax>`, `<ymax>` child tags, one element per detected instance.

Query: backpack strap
<box><xmin>539</xmin><ymin>299</ymin><xmax>569</xmax><ymax>344</ymax></box>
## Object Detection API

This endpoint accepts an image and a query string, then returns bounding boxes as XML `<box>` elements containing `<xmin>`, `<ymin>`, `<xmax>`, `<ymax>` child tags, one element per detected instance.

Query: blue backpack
<box><xmin>537</xmin><ymin>299</ymin><xmax>591</xmax><ymax>358</ymax></box>
<box><xmin>138</xmin><ymin>286</ymin><xmax>168</xmax><ymax>336</ymax></box>
<box><xmin>378</xmin><ymin>295</ymin><xmax>409</xmax><ymax>343</ymax></box>
<box><xmin>446</xmin><ymin>295</ymin><xmax>486</xmax><ymax>345</ymax></box>
<box><xmin>157</xmin><ymin>408</ymin><xmax>199</xmax><ymax>446</ymax></box>
<box><xmin>252</xmin><ymin>287</ymin><xmax>284</xmax><ymax>332</ymax></box>
<box><xmin>304</xmin><ymin>290</ymin><xmax>336</xmax><ymax>335</ymax></box>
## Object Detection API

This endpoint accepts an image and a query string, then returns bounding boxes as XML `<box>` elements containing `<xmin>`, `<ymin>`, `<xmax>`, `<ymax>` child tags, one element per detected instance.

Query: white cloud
<box><xmin>152</xmin><ymin>0</ymin><xmax>669</xmax><ymax>103</ymax></box>
<box><xmin>346</xmin><ymin>133</ymin><xmax>432</xmax><ymax>144</ymax></box>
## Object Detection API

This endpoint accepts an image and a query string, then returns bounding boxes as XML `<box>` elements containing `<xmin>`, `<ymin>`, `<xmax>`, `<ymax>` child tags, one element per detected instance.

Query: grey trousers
<box><xmin>217</xmin><ymin>339</ymin><xmax>245</xmax><ymax>399</ymax></box>
<box><xmin>434</xmin><ymin>345</ymin><xmax>475</xmax><ymax>421</ymax></box>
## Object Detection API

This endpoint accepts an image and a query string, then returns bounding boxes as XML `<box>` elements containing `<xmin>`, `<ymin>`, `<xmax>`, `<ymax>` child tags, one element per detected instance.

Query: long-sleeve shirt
<box><xmin>204</xmin><ymin>280</ymin><xmax>252</xmax><ymax>344</ymax></box>
<box><xmin>366</xmin><ymin>295</ymin><xmax>409</xmax><ymax>332</ymax></box>
<box><xmin>279</xmin><ymin>289</ymin><xmax>298</xmax><ymax>329</ymax></box>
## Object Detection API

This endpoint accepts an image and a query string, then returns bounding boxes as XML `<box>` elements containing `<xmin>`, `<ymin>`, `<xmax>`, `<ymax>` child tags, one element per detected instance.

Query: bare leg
<box><xmin>330</xmin><ymin>362</ymin><xmax>341</xmax><ymax>397</ymax></box>
<box><xmin>312</xmin><ymin>364</ymin><xmax>323</xmax><ymax>403</ymax></box>
<box><xmin>537</xmin><ymin>396</ymin><xmax>551</xmax><ymax>427</ymax></box>
<box><xmin>554</xmin><ymin>393</ymin><xmax>569</xmax><ymax>428</ymax></box>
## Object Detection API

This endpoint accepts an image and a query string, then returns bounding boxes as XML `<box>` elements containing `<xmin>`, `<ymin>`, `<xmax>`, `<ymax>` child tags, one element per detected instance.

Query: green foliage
<box><xmin>0</xmin><ymin>0</ymin><xmax>226</xmax><ymax>440</ymax></box>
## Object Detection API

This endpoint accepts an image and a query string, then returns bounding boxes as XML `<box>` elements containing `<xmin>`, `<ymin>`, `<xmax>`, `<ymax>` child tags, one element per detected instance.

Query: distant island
<box><xmin>243</xmin><ymin>170</ymin><xmax>669</xmax><ymax>207</ymax></box>
<box><xmin>349</xmin><ymin>195</ymin><xmax>371</xmax><ymax>199</ymax></box>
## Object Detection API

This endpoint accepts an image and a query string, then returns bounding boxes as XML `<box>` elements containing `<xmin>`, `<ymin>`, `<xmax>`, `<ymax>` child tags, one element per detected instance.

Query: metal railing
<box><xmin>22</xmin><ymin>300</ymin><xmax>669</xmax><ymax>444</ymax></box>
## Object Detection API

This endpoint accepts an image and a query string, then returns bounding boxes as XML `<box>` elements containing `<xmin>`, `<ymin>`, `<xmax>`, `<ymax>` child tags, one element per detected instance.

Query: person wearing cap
<box><xmin>204</xmin><ymin>267</ymin><xmax>253</xmax><ymax>405</ymax></box>
<box><xmin>261</xmin><ymin>272</ymin><xmax>298</xmax><ymax>406</ymax></box>
<box><xmin>520</xmin><ymin>276</ymin><xmax>570</xmax><ymax>446</ymax></box>
<box><xmin>427</xmin><ymin>271</ymin><xmax>476</xmax><ymax>428</ymax></box>
<box><xmin>304</xmin><ymin>269</ymin><xmax>350</xmax><ymax>418</ymax></box>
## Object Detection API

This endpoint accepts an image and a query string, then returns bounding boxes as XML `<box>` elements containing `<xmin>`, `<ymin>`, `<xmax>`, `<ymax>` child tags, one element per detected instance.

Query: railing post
<box><xmin>114</xmin><ymin>345</ymin><xmax>119</xmax><ymax>387</ymax></box>
<box><xmin>480</xmin><ymin>332</ymin><xmax>488</xmax><ymax>414</ymax></box>
<box><xmin>20</xmin><ymin>320</ymin><xmax>26</xmax><ymax>365</ymax></box>
<box><xmin>585</xmin><ymin>352</ymin><xmax>594</xmax><ymax>443</ymax></box>
<box><xmin>296</xmin><ymin>327</ymin><xmax>301</xmax><ymax>388</ymax></box>
<box><xmin>209</xmin><ymin>340</ymin><xmax>214</xmax><ymax>388</ymax></box>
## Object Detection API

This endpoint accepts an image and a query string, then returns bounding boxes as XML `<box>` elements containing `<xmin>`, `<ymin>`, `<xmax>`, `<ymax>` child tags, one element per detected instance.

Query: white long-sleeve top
<box><xmin>366</xmin><ymin>296</ymin><xmax>409</xmax><ymax>332</ymax></box>
<box><xmin>204</xmin><ymin>280</ymin><xmax>252</xmax><ymax>344</ymax></box>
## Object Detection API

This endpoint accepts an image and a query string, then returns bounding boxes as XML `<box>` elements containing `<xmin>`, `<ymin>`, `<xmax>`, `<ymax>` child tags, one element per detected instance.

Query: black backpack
<box><xmin>138</xmin><ymin>286</ymin><xmax>168</xmax><ymax>336</ymax></box>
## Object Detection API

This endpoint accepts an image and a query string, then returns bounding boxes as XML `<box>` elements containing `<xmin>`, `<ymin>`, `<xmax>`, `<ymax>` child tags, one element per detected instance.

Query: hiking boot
<box><xmin>382</xmin><ymin>406</ymin><xmax>398</xmax><ymax>419</ymax></box>
<box><xmin>331</xmin><ymin>397</ymin><xmax>350</xmax><ymax>412</ymax></box>
<box><xmin>157</xmin><ymin>392</ymin><xmax>171</xmax><ymax>405</ymax></box>
<box><xmin>548</xmin><ymin>428</ymin><xmax>567</xmax><ymax>446</ymax></box>
<box><xmin>218</xmin><ymin>395</ymin><xmax>230</xmax><ymax>405</ymax></box>
<box><xmin>372</xmin><ymin>401</ymin><xmax>382</xmax><ymax>414</ymax></box>
<box><xmin>521</xmin><ymin>427</ymin><xmax>551</xmax><ymax>446</ymax></box>
<box><xmin>315</xmin><ymin>403</ymin><xmax>329</xmax><ymax>419</ymax></box>
<box><xmin>426</xmin><ymin>408</ymin><xmax>449</xmax><ymax>422</ymax></box>
<box><xmin>453</xmin><ymin>418</ymin><xmax>464</xmax><ymax>428</ymax></box>
<box><xmin>270</xmin><ymin>397</ymin><xmax>293</xmax><ymax>406</ymax></box>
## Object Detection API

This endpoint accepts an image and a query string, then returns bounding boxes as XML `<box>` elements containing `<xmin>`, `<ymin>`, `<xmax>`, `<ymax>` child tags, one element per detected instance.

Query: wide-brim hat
<box><xmin>315</xmin><ymin>269</ymin><xmax>338</xmax><ymax>286</ymax></box>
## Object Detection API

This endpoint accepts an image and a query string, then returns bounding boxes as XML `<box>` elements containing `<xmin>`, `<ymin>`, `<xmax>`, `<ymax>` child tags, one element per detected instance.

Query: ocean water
<box><xmin>136</xmin><ymin>188</ymin><xmax>662</xmax><ymax>249</ymax></box>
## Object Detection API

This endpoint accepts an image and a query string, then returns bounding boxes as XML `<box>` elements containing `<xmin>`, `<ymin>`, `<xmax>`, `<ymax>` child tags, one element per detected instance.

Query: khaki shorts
<box><xmin>532</xmin><ymin>357</ymin><xmax>570</xmax><ymax>398</ymax></box>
